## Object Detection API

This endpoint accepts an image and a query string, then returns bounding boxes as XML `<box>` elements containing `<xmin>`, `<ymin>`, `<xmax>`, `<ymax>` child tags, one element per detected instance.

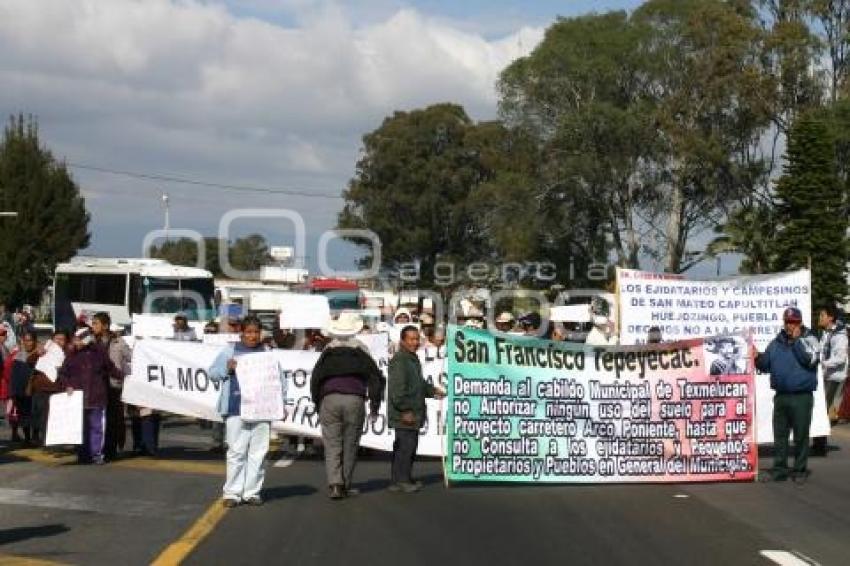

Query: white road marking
<box><xmin>160</xmin><ymin>433</ymin><xmax>215</xmax><ymax>446</ymax></box>
<box><xmin>673</xmin><ymin>494</ymin><xmax>690</xmax><ymax>499</ymax></box>
<box><xmin>273</xmin><ymin>448</ymin><xmax>300</xmax><ymax>468</ymax></box>
<box><xmin>0</xmin><ymin>488</ymin><xmax>199</xmax><ymax>518</ymax></box>
<box><xmin>760</xmin><ymin>550</ymin><xmax>820</xmax><ymax>566</ymax></box>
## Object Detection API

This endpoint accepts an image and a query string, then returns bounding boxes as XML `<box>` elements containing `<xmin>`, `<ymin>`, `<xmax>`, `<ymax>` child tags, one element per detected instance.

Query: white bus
<box><xmin>53</xmin><ymin>258</ymin><xmax>216</xmax><ymax>330</ymax></box>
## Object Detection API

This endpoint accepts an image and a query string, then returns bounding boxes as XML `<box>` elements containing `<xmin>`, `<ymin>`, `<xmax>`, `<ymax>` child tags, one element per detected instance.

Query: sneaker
<box><xmin>345</xmin><ymin>486</ymin><xmax>360</xmax><ymax>497</ymax></box>
<box><xmin>92</xmin><ymin>456</ymin><xmax>106</xmax><ymax>465</ymax></box>
<box><xmin>243</xmin><ymin>496</ymin><xmax>264</xmax><ymax>506</ymax></box>
<box><xmin>387</xmin><ymin>483</ymin><xmax>402</xmax><ymax>492</ymax></box>
<box><xmin>396</xmin><ymin>482</ymin><xmax>421</xmax><ymax>493</ymax></box>
<box><xmin>222</xmin><ymin>498</ymin><xmax>239</xmax><ymax>508</ymax></box>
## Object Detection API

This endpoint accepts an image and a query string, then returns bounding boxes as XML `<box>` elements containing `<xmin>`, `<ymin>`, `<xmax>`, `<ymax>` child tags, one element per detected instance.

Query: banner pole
<box><xmin>441</xmin><ymin>398</ymin><xmax>450</xmax><ymax>489</ymax></box>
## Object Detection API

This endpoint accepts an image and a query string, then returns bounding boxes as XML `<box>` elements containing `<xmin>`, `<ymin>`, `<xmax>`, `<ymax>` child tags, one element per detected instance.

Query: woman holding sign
<box><xmin>210</xmin><ymin>315</ymin><xmax>287</xmax><ymax>508</ymax></box>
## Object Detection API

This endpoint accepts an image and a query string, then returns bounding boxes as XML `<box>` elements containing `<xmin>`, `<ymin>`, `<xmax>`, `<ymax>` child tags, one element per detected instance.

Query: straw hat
<box><xmin>325</xmin><ymin>311</ymin><xmax>364</xmax><ymax>337</ymax></box>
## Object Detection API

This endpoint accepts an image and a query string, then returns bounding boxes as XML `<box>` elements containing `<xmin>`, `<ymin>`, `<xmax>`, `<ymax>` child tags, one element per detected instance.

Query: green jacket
<box><xmin>388</xmin><ymin>349</ymin><xmax>436</xmax><ymax>430</ymax></box>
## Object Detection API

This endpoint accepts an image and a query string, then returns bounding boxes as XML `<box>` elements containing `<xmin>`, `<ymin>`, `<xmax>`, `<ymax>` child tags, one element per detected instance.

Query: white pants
<box><xmin>223</xmin><ymin>416</ymin><xmax>270</xmax><ymax>500</ymax></box>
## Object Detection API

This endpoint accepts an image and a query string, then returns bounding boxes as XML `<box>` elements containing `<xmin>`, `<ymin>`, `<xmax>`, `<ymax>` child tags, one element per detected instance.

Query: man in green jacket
<box><xmin>388</xmin><ymin>325</ymin><xmax>445</xmax><ymax>492</ymax></box>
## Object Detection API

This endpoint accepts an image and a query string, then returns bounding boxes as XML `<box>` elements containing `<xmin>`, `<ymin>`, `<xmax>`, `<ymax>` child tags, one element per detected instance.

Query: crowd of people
<box><xmin>1</xmin><ymin>298</ymin><xmax>847</xmax><ymax>502</ymax></box>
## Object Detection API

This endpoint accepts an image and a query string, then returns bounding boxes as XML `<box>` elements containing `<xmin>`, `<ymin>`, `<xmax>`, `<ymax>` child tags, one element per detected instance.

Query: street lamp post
<box><xmin>161</xmin><ymin>194</ymin><xmax>170</xmax><ymax>241</ymax></box>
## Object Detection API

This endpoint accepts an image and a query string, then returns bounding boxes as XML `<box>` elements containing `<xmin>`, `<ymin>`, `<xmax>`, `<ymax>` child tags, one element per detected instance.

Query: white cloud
<box><xmin>0</xmin><ymin>0</ymin><xmax>544</xmax><ymax>261</ymax></box>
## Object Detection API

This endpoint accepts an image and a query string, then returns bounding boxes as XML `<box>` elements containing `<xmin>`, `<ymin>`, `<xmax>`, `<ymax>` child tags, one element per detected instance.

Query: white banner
<box><xmin>278</xmin><ymin>295</ymin><xmax>331</xmax><ymax>329</ymax></box>
<box><xmin>202</xmin><ymin>333</ymin><xmax>240</xmax><ymax>346</ymax></box>
<box><xmin>46</xmin><ymin>391</ymin><xmax>83</xmax><ymax>445</ymax></box>
<box><xmin>123</xmin><ymin>340</ymin><xmax>226</xmax><ymax>421</ymax></box>
<box><xmin>616</xmin><ymin>268</ymin><xmax>829</xmax><ymax>442</ymax></box>
<box><xmin>125</xmin><ymin>335</ymin><xmax>448</xmax><ymax>456</ymax></box>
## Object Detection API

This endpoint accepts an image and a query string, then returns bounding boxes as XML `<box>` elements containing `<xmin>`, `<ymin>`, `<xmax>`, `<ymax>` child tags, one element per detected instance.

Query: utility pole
<box><xmin>161</xmin><ymin>193</ymin><xmax>170</xmax><ymax>241</ymax></box>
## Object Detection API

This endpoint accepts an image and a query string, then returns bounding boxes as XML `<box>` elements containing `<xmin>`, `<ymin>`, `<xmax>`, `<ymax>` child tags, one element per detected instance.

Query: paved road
<box><xmin>2</xmin><ymin>421</ymin><xmax>850</xmax><ymax>565</ymax></box>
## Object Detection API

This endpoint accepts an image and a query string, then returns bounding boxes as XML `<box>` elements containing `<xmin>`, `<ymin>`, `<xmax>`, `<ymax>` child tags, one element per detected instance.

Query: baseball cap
<box><xmin>783</xmin><ymin>307</ymin><xmax>803</xmax><ymax>323</ymax></box>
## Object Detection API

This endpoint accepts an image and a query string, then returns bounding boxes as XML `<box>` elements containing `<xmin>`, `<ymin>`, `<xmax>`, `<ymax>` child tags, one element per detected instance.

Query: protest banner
<box><xmin>132</xmin><ymin>314</ymin><xmax>205</xmax><ymax>339</ymax></box>
<box><xmin>236</xmin><ymin>352</ymin><xmax>285</xmax><ymax>422</ymax></box>
<box><xmin>123</xmin><ymin>339</ymin><xmax>226</xmax><ymax>421</ymax></box>
<box><xmin>615</xmin><ymin>268</ymin><xmax>829</xmax><ymax>442</ymax></box>
<box><xmin>446</xmin><ymin>326</ymin><xmax>757</xmax><ymax>483</ymax></box>
<box><xmin>125</xmin><ymin>335</ymin><xmax>447</xmax><ymax>456</ymax></box>
<box><xmin>35</xmin><ymin>340</ymin><xmax>65</xmax><ymax>382</ymax></box>
<box><xmin>46</xmin><ymin>391</ymin><xmax>83</xmax><ymax>445</ymax></box>
<box><xmin>202</xmin><ymin>333</ymin><xmax>240</xmax><ymax>346</ymax></box>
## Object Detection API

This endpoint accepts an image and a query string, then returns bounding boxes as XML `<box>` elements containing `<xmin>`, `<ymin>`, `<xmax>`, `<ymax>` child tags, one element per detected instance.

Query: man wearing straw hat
<box><xmin>311</xmin><ymin>312</ymin><xmax>384</xmax><ymax>500</ymax></box>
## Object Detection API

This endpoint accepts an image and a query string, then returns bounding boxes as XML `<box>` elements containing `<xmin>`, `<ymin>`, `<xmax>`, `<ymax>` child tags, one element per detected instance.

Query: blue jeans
<box><xmin>223</xmin><ymin>416</ymin><xmax>270</xmax><ymax>500</ymax></box>
<box><xmin>78</xmin><ymin>408</ymin><xmax>105</xmax><ymax>463</ymax></box>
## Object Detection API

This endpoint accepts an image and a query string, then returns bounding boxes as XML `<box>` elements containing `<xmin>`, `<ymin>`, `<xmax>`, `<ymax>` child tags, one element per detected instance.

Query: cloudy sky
<box><xmin>0</xmin><ymin>0</ymin><xmax>640</xmax><ymax>272</ymax></box>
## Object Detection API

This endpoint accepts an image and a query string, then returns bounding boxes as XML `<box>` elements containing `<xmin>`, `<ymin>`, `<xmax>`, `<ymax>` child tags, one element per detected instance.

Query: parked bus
<box><xmin>53</xmin><ymin>258</ymin><xmax>216</xmax><ymax>330</ymax></box>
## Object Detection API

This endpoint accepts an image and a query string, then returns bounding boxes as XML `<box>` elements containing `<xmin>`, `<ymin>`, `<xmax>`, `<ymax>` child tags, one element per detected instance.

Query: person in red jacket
<box><xmin>57</xmin><ymin>327</ymin><xmax>123</xmax><ymax>464</ymax></box>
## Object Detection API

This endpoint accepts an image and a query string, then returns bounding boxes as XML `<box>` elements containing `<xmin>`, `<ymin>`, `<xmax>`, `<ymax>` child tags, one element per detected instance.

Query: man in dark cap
<box><xmin>755</xmin><ymin>307</ymin><xmax>820</xmax><ymax>483</ymax></box>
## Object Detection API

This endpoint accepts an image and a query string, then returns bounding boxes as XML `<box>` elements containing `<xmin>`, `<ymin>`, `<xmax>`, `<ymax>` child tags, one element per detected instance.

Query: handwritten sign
<box><xmin>46</xmin><ymin>391</ymin><xmax>83</xmax><ymax>445</ymax></box>
<box><xmin>236</xmin><ymin>352</ymin><xmax>285</xmax><ymax>421</ymax></box>
<box><xmin>278</xmin><ymin>295</ymin><xmax>330</xmax><ymax>330</ymax></box>
<box><xmin>35</xmin><ymin>340</ymin><xmax>65</xmax><ymax>382</ymax></box>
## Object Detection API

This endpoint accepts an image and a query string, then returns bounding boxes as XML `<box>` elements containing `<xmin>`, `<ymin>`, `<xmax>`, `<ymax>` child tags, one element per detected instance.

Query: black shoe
<box><xmin>329</xmin><ymin>485</ymin><xmax>345</xmax><ymax>500</ymax></box>
<box><xmin>791</xmin><ymin>470</ymin><xmax>811</xmax><ymax>485</ymax></box>
<box><xmin>759</xmin><ymin>469</ymin><xmax>789</xmax><ymax>482</ymax></box>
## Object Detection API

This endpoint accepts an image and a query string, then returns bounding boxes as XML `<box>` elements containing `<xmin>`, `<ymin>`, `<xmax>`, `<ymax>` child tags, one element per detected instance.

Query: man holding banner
<box><xmin>210</xmin><ymin>315</ymin><xmax>288</xmax><ymax>507</ymax></box>
<box><xmin>755</xmin><ymin>307</ymin><xmax>820</xmax><ymax>483</ymax></box>
<box><xmin>388</xmin><ymin>326</ymin><xmax>445</xmax><ymax>493</ymax></box>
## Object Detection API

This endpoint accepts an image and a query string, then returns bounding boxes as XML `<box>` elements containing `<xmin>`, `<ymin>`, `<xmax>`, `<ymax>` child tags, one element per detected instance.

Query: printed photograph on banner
<box><xmin>446</xmin><ymin>325</ymin><xmax>758</xmax><ymax>484</ymax></box>
<box><xmin>705</xmin><ymin>336</ymin><xmax>749</xmax><ymax>376</ymax></box>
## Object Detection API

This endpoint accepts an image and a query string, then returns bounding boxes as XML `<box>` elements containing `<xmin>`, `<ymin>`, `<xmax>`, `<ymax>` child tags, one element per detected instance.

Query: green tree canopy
<box><xmin>149</xmin><ymin>235</ymin><xmax>269</xmax><ymax>277</ymax></box>
<box><xmin>338</xmin><ymin>103</ymin><xmax>491</xmax><ymax>284</ymax></box>
<box><xmin>0</xmin><ymin>115</ymin><xmax>90</xmax><ymax>306</ymax></box>
<box><xmin>770</xmin><ymin>114</ymin><xmax>849</xmax><ymax>305</ymax></box>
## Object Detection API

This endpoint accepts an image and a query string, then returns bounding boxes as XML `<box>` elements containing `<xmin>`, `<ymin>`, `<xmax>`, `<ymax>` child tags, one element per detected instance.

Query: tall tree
<box><xmin>499</xmin><ymin>2</ymin><xmax>773</xmax><ymax>274</ymax></box>
<box><xmin>810</xmin><ymin>0</ymin><xmax>850</xmax><ymax>101</ymax></box>
<box><xmin>634</xmin><ymin>0</ymin><xmax>773</xmax><ymax>272</ymax></box>
<box><xmin>0</xmin><ymin>115</ymin><xmax>90</xmax><ymax>306</ymax></box>
<box><xmin>770</xmin><ymin>115</ymin><xmax>849</xmax><ymax>305</ymax></box>
<box><xmin>499</xmin><ymin>11</ymin><xmax>654</xmax><ymax>272</ymax></box>
<box><xmin>338</xmin><ymin>104</ymin><xmax>490</xmax><ymax>284</ymax></box>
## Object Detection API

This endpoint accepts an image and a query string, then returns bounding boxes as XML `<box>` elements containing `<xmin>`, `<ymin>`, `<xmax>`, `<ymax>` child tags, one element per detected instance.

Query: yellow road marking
<box><xmin>150</xmin><ymin>499</ymin><xmax>229</xmax><ymax>566</ymax></box>
<box><xmin>0</xmin><ymin>449</ymin><xmax>75</xmax><ymax>466</ymax></box>
<box><xmin>0</xmin><ymin>554</ymin><xmax>69</xmax><ymax>565</ymax></box>
<box><xmin>110</xmin><ymin>457</ymin><xmax>223</xmax><ymax>476</ymax></box>
<box><xmin>1</xmin><ymin>449</ymin><xmax>224</xmax><ymax>476</ymax></box>
<box><xmin>828</xmin><ymin>425</ymin><xmax>850</xmax><ymax>438</ymax></box>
